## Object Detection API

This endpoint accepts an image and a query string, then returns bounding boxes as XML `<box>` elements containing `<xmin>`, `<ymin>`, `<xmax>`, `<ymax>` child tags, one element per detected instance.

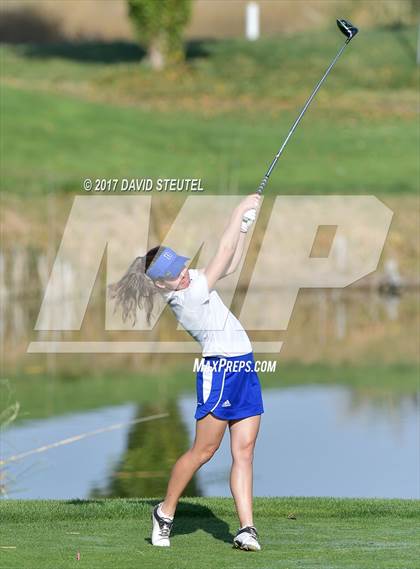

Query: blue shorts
<box><xmin>195</xmin><ymin>352</ymin><xmax>264</xmax><ymax>421</ymax></box>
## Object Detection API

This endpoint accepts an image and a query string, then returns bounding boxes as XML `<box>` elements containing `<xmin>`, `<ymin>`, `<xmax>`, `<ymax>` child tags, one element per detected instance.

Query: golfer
<box><xmin>108</xmin><ymin>193</ymin><xmax>263</xmax><ymax>551</ymax></box>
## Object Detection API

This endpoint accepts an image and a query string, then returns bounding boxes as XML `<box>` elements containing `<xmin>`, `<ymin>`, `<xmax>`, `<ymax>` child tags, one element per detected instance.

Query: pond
<box><xmin>0</xmin><ymin>288</ymin><xmax>418</xmax><ymax>500</ymax></box>
<box><xmin>2</xmin><ymin>384</ymin><xmax>418</xmax><ymax>500</ymax></box>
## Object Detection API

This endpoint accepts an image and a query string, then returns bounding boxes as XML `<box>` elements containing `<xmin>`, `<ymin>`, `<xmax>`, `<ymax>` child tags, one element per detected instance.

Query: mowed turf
<box><xmin>1</xmin><ymin>84</ymin><xmax>416</xmax><ymax>196</ymax></box>
<box><xmin>0</xmin><ymin>25</ymin><xmax>418</xmax><ymax>196</ymax></box>
<box><xmin>1</xmin><ymin>498</ymin><xmax>419</xmax><ymax>568</ymax></box>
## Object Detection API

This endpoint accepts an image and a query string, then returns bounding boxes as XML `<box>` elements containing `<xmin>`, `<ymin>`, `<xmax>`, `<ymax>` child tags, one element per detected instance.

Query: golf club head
<box><xmin>336</xmin><ymin>19</ymin><xmax>359</xmax><ymax>41</ymax></box>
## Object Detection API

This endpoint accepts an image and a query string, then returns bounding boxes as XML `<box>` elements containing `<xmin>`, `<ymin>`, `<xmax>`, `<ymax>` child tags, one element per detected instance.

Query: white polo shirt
<box><xmin>162</xmin><ymin>269</ymin><xmax>252</xmax><ymax>357</ymax></box>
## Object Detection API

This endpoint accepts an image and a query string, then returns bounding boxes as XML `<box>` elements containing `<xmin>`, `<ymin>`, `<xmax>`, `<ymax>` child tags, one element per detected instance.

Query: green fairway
<box><xmin>1</xmin><ymin>83</ymin><xmax>416</xmax><ymax>196</ymax></box>
<box><xmin>0</xmin><ymin>25</ymin><xmax>418</xmax><ymax>196</ymax></box>
<box><xmin>1</xmin><ymin>498</ymin><xmax>419</xmax><ymax>568</ymax></box>
<box><xmin>1</xmin><ymin>26</ymin><xmax>417</xmax><ymax>103</ymax></box>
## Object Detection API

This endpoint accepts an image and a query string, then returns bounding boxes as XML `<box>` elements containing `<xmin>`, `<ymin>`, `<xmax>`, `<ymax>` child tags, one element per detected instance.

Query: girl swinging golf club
<box><xmin>108</xmin><ymin>16</ymin><xmax>359</xmax><ymax>553</ymax></box>
<box><xmin>109</xmin><ymin>193</ymin><xmax>263</xmax><ymax>551</ymax></box>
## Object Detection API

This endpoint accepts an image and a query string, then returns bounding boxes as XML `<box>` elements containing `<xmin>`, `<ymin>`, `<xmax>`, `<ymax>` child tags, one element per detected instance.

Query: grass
<box><xmin>0</xmin><ymin>25</ymin><xmax>418</xmax><ymax>196</ymax></box>
<box><xmin>1</xmin><ymin>497</ymin><xmax>419</xmax><ymax>568</ymax></box>
<box><xmin>0</xmin><ymin>83</ymin><xmax>416</xmax><ymax>196</ymax></box>
<box><xmin>1</xmin><ymin>26</ymin><xmax>418</xmax><ymax>100</ymax></box>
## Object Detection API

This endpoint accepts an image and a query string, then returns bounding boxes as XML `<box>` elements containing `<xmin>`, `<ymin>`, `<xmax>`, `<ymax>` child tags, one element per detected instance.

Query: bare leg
<box><xmin>161</xmin><ymin>413</ymin><xmax>228</xmax><ymax>517</ymax></box>
<box><xmin>229</xmin><ymin>415</ymin><xmax>261</xmax><ymax>527</ymax></box>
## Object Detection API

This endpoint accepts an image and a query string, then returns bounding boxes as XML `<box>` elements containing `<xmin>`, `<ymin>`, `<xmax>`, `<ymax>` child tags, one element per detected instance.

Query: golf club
<box><xmin>243</xmin><ymin>18</ymin><xmax>359</xmax><ymax>224</ymax></box>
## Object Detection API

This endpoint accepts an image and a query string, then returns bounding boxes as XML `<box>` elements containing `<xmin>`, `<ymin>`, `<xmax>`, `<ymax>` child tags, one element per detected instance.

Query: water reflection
<box><xmin>1</xmin><ymin>284</ymin><xmax>417</xmax><ymax>375</ymax></box>
<box><xmin>0</xmin><ymin>245</ymin><xmax>418</xmax><ymax>500</ymax></box>
<box><xmin>2</xmin><ymin>385</ymin><xmax>418</xmax><ymax>499</ymax></box>
<box><xmin>1</xmin><ymin>404</ymin><xmax>136</xmax><ymax>498</ymax></box>
<box><xmin>1</xmin><ymin>401</ymin><xmax>200</xmax><ymax>499</ymax></box>
<box><xmin>179</xmin><ymin>386</ymin><xmax>419</xmax><ymax>499</ymax></box>
<box><xmin>91</xmin><ymin>401</ymin><xmax>200</xmax><ymax>498</ymax></box>
<box><xmin>0</xmin><ymin>239</ymin><xmax>416</xmax><ymax>364</ymax></box>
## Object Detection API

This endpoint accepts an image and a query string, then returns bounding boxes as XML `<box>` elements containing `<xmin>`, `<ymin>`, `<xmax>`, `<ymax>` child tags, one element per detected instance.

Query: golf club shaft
<box><xmin>256</xmin><ymin>38</ymin><xmax>350</xmax><ymax>195</ymax></box>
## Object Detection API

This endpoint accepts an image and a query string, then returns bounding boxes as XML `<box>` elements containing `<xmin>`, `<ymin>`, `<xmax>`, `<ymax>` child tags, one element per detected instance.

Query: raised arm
<box><xmin>221</xmin><ymin>231</ymin><xmax>247</xmax><ymax>278</ymax></box>
<box><xmin>203</xmin><ymin>194</ymin><xmax>261</xmax><ymax>290</ymax></box>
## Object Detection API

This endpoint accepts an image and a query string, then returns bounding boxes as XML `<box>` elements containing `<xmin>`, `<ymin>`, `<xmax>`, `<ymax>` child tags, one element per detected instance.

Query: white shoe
<box><xmin>151</xmin><ymin>503</ymin><xmax>174</xmax><ymax>547</ymax></box>
<box><xmin>233</xmin><ymin>525</ymin><xmax>261</xmax><ymax>551</ymax></box>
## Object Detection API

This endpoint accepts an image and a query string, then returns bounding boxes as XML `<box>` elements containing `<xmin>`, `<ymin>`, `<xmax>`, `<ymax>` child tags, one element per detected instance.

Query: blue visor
<box><xmin>146</xmin><ymin>247</ymin><xmax>190</xmax><ymax>280</ymax></box>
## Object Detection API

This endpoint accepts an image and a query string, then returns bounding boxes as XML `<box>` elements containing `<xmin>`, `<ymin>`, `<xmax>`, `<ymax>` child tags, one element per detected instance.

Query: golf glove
<box><xmin>241</xmin><ymin>208</ymin><xmax>256</xmax><ymax>233</ymax></box>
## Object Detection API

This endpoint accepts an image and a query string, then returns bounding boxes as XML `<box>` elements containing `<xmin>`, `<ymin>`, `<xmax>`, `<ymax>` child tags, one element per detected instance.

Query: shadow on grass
<box><xmin>21</xmin><ymin>41</ymin><xmax>146</xmax><ymax>64</ymax></box>
<box><xmin>0</xmin><ymin>6</ymin><xmax>213</xmax><ymax>64</ymax></box>
<box><xmin>15</xmin><ymin>39</ymin><xmax>213</xmax><ymax>65</ymax></box>
<box><xmin>145</xmin><ymin>499</ymin><xmax>234</xmax><ymax>545</ymax></box>
<box><xmin>65</xmin><ymin>498</ymin><xmax>233</xmax><ymax>545</ymax></box>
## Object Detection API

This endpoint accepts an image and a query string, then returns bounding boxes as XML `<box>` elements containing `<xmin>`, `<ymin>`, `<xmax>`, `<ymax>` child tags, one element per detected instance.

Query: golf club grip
<box><xmin>257</xmin><ymin>176</ymin><xmax>269</xmax><ymax>195</ymax></box>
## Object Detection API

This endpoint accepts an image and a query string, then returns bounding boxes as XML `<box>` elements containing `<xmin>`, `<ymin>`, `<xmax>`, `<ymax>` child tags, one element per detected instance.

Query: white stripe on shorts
<box><xmin>202</xmin><ymin>364</ymin><xmax>213</xmax><ymax>403</ymax></box>
<box><xmin>210</xmin><ymin>369</ymin><xmax>227</xmax><ymax>413</ymax></box>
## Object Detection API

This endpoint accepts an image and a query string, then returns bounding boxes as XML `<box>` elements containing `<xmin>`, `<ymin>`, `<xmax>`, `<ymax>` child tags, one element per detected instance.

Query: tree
<box><xmin>90</xmin><ymin>401</ymin><xmax>201</xmax><ymax>498</ymax></box>
<box><xmin>127</xmin><ymin>0</ymin><xmax>192</xmax><ymax>70</ymax></box>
